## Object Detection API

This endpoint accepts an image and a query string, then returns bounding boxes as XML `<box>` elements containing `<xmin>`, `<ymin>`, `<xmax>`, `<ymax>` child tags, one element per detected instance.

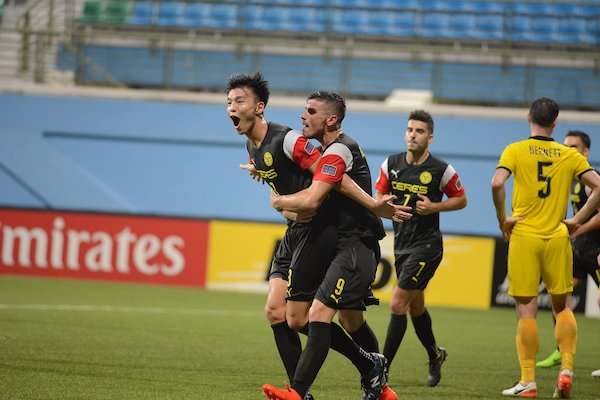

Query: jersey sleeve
<box><xmin>374</xmin><ymin>157</ymin><xmax>391</xmax><ymax>193</ymax></box>
<box><xmin>313</xmin><ymin>142</ymin><xmax>353</xmax><ymax>185</ymax></box>
<box><xmin>497</xmin><ymin>144</ymin><xmax>515</xmax><ymax>174</ymax></box>
<box><xmin>439</xmin><ymin>164</ymin><xmax>465</xmax><ymax>197</ymax></box>
<box><xmin>282</xmin><ymin>130</ymin><xmax>321</xmax><ymax>170</ymax></box>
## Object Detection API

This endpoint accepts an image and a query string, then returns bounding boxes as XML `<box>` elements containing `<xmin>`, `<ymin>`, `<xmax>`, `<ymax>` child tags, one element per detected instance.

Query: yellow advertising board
<box><xmin>207</xmin><ymin>220</ymin><xmax>286</xmax><ymax>292</ymax></box>
<box><xmin>207</xmin><ymin>220</ymin><xmax>495</xmax><ymax>309</ymax></box>
<box><xmin>373</xmin><ymin>233</ymin><xmax>495</xmax><ymax>309</ymax></box>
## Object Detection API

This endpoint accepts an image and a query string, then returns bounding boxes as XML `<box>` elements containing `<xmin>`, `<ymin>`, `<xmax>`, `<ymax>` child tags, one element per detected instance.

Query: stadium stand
<box><xmin>73</xmin><ymin>0</ymin><xmax>600</xmax><ymax>46</ymax></box>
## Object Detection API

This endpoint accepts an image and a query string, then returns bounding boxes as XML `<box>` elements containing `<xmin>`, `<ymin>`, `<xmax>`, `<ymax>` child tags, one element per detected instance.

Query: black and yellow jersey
<box><xmin>375</xmin><ymin>152</ymin><xmax>464</xmax><ymax>254</ymax></box>
<box><xmin>497</xmin><ymin>136</ymin><xmax>592</xmax><ymax>238</ymax></box>
<box><xmin>571</xmin><ymin>171</ymin><xmax>600</xmax><ymax>253</ymax></box>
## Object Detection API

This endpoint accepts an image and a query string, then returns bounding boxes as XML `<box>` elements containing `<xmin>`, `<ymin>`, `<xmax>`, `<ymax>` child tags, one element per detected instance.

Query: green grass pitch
<box><xmin>1</xmin><ymin>276</ymin><xmax>599</xmax><ymax>399</ymax></box>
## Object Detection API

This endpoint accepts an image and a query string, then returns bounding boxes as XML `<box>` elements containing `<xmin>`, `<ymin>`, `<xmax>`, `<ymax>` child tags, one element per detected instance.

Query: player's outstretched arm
<box><xmin>338</xmin><ymin>175</ymin><xmax>404</xmax><ymax>219</ymax></box>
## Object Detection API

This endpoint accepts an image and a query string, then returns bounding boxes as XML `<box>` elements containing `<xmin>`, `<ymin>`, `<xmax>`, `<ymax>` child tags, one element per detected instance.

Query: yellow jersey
<box><xmin>497</xmin><ymin>136</ymin><xmax>592</xmax><ymax>238</ymax></box>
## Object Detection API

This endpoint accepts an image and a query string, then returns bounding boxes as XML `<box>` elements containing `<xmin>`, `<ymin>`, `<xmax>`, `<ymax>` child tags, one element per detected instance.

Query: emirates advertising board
<box><xmin>0</xmin><ymin>208</ymin><xmax>209</xmax><ymax>287</ymax></box>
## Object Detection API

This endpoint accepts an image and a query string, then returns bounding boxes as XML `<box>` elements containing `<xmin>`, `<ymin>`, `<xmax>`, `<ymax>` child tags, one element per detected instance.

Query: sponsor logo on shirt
<box><xmin>419</xmin><ymin>171</ymin><xmax>432</xmax><ymax>184</ymax></box>
<box><xmin>322</xmin><ymin>164</ymin><xmax>338</xmax><ymax>176</ymax></box>
<box><xmin>263</xmin><ymin>152</ymin><xmax>273</xmax><ymax>167</ymax></box>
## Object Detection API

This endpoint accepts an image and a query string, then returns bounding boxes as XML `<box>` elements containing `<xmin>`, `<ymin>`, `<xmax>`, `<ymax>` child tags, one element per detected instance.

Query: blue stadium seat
<box><xmin>468</xmin><ymin>1</ymin><xmax>505</xmax><ymax>14</ymax></box>
<box><xmin>332</xmin><ymin>9</ymin><xmax>368</xmax><ymax>34</ymax></box>
<box><xmin>383</xmin><ymin>0</ymin><xmax>419</xmax><ymax>9</ymax></box>
<box><xmin>262</xmin><ymin>7</ymin><xmax>290</xmax><ymax>22</ymax></box>
<box><xmin>476</xmin><ymin>14</ymin><xmax>503</xmax><ymax>31</ymax></box>
<box><xmin>448</xmin><ymin>13</ymin><xmax>475</xmax><ymax>31</ymax></box>
<box><xmin>184</xmin><ymin>3</ymin><xmax>210</xmax><ymax>20</ymax></box>
<box><xmin>287</xmin><ymin>7</ymin><xmax>326</xmax><ymax>32</ymax></box>
<box><xmin>158</xmin><ymin>2</ymin><xmax>184</xmax><ymax>27</ymax></box>
<box><xmin>557</xmin><ymin>17</ymin><xmax>586</xmax><ymax>35</ymax></box>
<box><xmin>511</xmin><ymin>3</ymin><xmax>549</xmax><ymax>16</ymax></box>
<box><xmin>546</xmin><ymin>3</ymin><xmax>576</xmax><ymax>17</ymax></box>
<box><xmin>572</xmin><ymin>5</ymin><xmax>600</xmax><ymax>17</ymax></box>
<box><xmin>422</xmin><ymin>12</ymin><xmax>449</xmax><ymax>31</ymax></box>
<box><xmin>129</xmin><ymin>1</ymin><xmax>154</xmax><ymax>25</ymax></box>
<box><xmin>529</xmin><ymin>17</ymin><xmax>558</xmax><ymax>35</ymax></box>
<box><xmin>331</xmin><ymin>0</ymin><xmax>369</xmax><ymax>7</ymax></box>
<box><xmin>211</xmin><ymin>4</ymin><xmax>236</xmax><ymax>20</ymax></box>
<box><xmin>420</xmin><ymin>0</ymin><xmax>448</xmax><ymax>11</ymax></box>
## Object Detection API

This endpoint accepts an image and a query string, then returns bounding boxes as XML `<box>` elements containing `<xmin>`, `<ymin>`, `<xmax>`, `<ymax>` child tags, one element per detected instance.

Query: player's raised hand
<box><xmin>240</xmin><ymin>163</ymin><xmax>262</xmax><ymax>182</ymax></box>
<box><xmin>563</xmin><ymin>217</ymin><xmax>581</xmax><ymax>236</ymax></box>
<box><xmin>500</xmin><ymin>216</ymin><xmax>522</xmax><ymax>242</ymax></box>
<box><xmin>415</xmin><ymin>194</ymin><xmax>437</xmax><ymax>215</ymax></box>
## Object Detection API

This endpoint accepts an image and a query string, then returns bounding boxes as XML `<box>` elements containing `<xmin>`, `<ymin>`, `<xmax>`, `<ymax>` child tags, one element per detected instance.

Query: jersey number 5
<box><xmin>537</xmin><ymin>161</ymin><xmax>552</xmax><ymax>198</ymax></box>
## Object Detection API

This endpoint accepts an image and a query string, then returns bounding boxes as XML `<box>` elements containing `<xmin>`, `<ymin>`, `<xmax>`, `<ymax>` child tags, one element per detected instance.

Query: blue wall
<box><xmin>1</xmin><ymin>93</ymin><xmax>599</xmax><ymax>236</ymax></box>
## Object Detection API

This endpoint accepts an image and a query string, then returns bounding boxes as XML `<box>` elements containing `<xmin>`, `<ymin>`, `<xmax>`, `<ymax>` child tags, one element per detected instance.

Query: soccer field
<box><xmin>2</xmin><ymin>276</ymin><xmax>599</xmax><ymax>400</ymax></box>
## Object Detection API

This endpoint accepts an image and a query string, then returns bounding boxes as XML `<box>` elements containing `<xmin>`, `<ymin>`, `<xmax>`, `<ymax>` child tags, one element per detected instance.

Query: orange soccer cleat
<box><xmin>262</xmin><ymin>384</ymin><xmax>302</xmax><ymax>400</ymax></box>
<box><xmin>553</xmin><ymin>369</ymin><xmax>573</xmax><ymax>399</ymax></box>
<box><xmin>380</xmin><ymin>384</ymin><xmax>399</xmax><ymax>400</ymax></box>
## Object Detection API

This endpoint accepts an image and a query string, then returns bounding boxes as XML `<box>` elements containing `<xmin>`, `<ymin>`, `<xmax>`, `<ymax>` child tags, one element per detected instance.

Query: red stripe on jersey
<box><xmin>375</xmin><ymin>167</ymin><xmax>391</xmax><ymax>193</ymax></box>
<box><xmin>292</xmin><ymin>135</ymin><xmax>320</xmax><ymax>170</ymax></box>
<box><xmin>442</xmin><ymin>173</ymin><xmax>465</xmax><ymax>197</ymax></box>
<box><xmin>313</xmin><ymin>154</ymin><xmax>346</xmax><ymax>184</ymax></box>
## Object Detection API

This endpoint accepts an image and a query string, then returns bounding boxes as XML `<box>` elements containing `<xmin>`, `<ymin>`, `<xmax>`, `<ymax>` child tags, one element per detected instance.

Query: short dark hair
<box><xmin>307</xmin><ymin>91</ymin><xmax>346</xmax><ymax>124</ymax></box>
<box><xmin>226</xmin><ymin>72</ymin><xmax>270</xmax><ymax>106</ymax></box>
<box><xmin>408</xmin><ymin>110</ymin><xmax>434</xmax><ymax>134</ymax></box>
<box><xmin>566</xmin><ymin>130</ymin><xmax>591</xmax><ymax>149</ymax></box>
<box><xmin>529</xmin><ymin>97</ymin><xmax>559</xmax><ymax>128</ymax></box>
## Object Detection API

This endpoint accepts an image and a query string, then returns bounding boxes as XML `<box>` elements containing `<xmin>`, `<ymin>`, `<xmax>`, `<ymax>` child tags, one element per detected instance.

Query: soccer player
<box><xmin>262</xmin><ymin>91</ymin><xmax>393</xmax><ymax>400</ymax></box>
<box><xmin>374</xmin><ymin>110</ymin><xmax>467</xmax><ymax>389</ymax></box>
<box><xmin>492</xmin><ymin>98</ymin><xmax>600</xmax><ymax>398</ymax></box>
<box><xmin>537</xmin><ymin>131</ymin><xmax>600</xmax><ymax>369</ymax></box>
<box><xmin>227</xmin><ymin>75</ymin><xmax>398</xmax><ymax>400</ymax></box>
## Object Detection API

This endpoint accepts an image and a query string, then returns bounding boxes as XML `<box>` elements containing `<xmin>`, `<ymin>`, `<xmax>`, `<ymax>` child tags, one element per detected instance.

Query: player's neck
<box><xmin>321</xmin><ymin>128</ymin><xmax>343</xmax><ymax>147</ymax></box>
<box><xmin>530</xmin><ymin>124</ymin><xmax>553</xmax><ymax>138</ymax></box>
<box><xmin>247</xmin><ymin>118</ymin><xmax>269</xmax><ymax>147</ymax></box>
<box><xmin>406</xmin><ymin>149</ymin><xmax>430</xmax><ymax>165</ymax></box>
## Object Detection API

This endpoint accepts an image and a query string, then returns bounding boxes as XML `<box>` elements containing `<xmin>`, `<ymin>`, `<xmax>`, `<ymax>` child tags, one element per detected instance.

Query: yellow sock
<box><xmin>555</xmin><ymin>308</ymin><xmax>577</xmax><ymax>371</ymax></box>
<box><xmin>516</xmin><ymin>318</ymin><xmax>538</xmax><ymax>383</ymax></box>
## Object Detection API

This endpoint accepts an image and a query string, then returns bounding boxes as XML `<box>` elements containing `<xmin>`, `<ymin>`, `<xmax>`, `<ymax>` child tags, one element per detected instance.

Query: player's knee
<box><xmin>264</xmin><ymin>302</ymin><xmax>286</xmax><ymax>324</ymax></box>
<box><xmin>390</xmin><ymin>297</ymin><xmax>409</xmax><ymax>315</ymax></box>
<box><xmin>338</xmin><ymin>311</ymin><xmax>364</xmax><ymax>333</ymax></box>
<box><xmin>287</xmin><ymin>314</ymin><xmax>308</xmax><ymax>331</ymax></box>
<box><xmin>408</xmin><ymin>302</ymin><xmax>425</xmax><ymax>316</ymax></box>
<box><xmin>308</xmin><ymin>301</ymin><xmax>331</xmax><ymax>322</ymax></box>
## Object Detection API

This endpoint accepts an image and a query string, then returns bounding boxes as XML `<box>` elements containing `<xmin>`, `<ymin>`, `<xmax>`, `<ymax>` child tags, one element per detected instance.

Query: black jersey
<box><xmin>246</xmin><ymin>122</ymin><xmax>334</xmax><ymax>227</ymax></box>
<box><xmin>313</xmin><ymin>133</ymin><xmax>385</xmax><ymax>242</ymax></box>
<box><xmin>571</xmin><ymin>172</ymin><xmax>600</xmax><ymax>254</ymax></box>
<box><xmin>375</xmin><ymin>152</ymin><xmax>464</xmax><ymax>254</ymax></box>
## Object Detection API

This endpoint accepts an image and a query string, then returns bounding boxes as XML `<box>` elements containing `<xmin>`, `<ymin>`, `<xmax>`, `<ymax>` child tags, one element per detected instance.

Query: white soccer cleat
<box><xmin>592</xmin><ymin>369</ymin><xmax>600</xmax><ymax>378</ymax></box>
<box><xmin>501</xmin><ymin>381</ymin><xmax>537</xmax><ymax>398</ymax></box>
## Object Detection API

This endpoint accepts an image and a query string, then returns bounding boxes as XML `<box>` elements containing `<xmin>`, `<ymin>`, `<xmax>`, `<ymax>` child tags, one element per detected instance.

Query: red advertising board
<box><xmin>0</xmin><ymin>209</ymin><xmax>209</xmax><ymax>287</ymax></box>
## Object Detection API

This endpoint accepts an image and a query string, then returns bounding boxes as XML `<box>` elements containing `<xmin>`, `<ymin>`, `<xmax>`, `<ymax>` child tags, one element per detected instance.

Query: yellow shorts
<box><xmin>508</xmin><ymin>234</ymin><xmax>573</xmax><ymax>297</ymax></box>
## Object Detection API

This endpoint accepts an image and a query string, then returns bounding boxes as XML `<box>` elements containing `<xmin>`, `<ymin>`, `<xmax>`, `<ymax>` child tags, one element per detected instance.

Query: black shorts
<box><xmin>316</xmin><ymin>238</ymin><xmax>380</xmax><ymax>311</ymax></box>
<box><xmin>573</xmin><ymin>247</ymin><xmax>600</xmax><ymax>287</ymax></box>
<box><xmin>395</xmin><ymin>248</ymin><xmax>443</xmax><ymax>291</ymax></box>
<box><xmin>269</xmin><ymin>223</ymin><xmax>337</xmax><ymax>302</ymax></box>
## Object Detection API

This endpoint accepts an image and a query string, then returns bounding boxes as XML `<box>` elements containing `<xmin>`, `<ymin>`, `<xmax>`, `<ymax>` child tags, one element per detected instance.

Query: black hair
<box><xmin>566</xmin><ymin>130</ymin><xmax>591</xmax><ymax>149</ymax></box>
<box><xmin>408</xmin><ymin>109</ymin><xmax>434</xmax><ymax>134</ymax></box>
<box><xmin>226</xmin><ymin>72</ymin><xmax>270</xmax><ymax>106</ymax></box>
<box><xmin>307</xmin><ymin>91</ymin><xmax>346</xmax><ymax>124</ymax></box>
<box><xmin>529</xmin><ymin>97</ymin><xmax>559</xmax><ymax>128</ymax></box>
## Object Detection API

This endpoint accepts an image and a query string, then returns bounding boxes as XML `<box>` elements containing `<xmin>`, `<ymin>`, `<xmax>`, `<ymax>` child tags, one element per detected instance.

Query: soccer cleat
<box><xmin>379</xmin><ymin>384</ymin><xmax>398</xmax><ymax>400</ymax></box>
<box><xmin>592</xmin><ymin>369</ymin><xmax>600</xmax><ymax>378</ymax></box>
<box><xmin>303</xmin><ymin>392</ymin><xmax>315</xmax><ymax>400</ymax></box>
<box><xmin>501</xmin><ymin>381</ymin><xmax>537</xmax><ymax>398</ymax></box>
<box><xmin>361</xmin><ymin>353</ymin><xmax>388</xmax><ymax>400</ymax></box>
<box><xmin>536</xmin><ymin>349</ymin><xmax>561</xmax><ymax>368</ymax></box>
<box><xmin>427</xmin><ymin>347</ymin><xmax>448</xmax><ymax>387</ymax></box>
<box><xmin>553</xmin><ymin>369</ymin><xmax>573</xmax><ymax>399</ymax></box>
<box><xmin>262</xmin><ymin>384</ymin><xmax>302</xmax><ymax>400</ymax></box>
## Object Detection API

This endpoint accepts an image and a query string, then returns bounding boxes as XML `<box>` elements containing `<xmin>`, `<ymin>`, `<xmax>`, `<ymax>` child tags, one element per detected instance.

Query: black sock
<box><xmin>552</xmin><ymin>315</ymin><xmax>559</xmax><ymax>352</ymax></box>
<box><xmin>383</xmin><ymin>313</ymin><xmax>407</xmax><ymax>367</ymax></box>
<box><xmin>271</xmin><ymin>322</ymin><xmax>302</xmax><ymax>383</ymax></box>
<box><xmin>330</xmin><ymin>322</ymin><xmax>373</xmax><ymax>375</ymax></box>
<box><xmin>349</xmin><ymin>321</ymin><xmax>380</xmax><ymax>353</ymax></box>
<box><xmin>411</xmin><ymin>309</ymin><xmax>438</xmax><ymax>361</ymax></box>
<box><xmin>292</xmin><ymin>322</ymin><xmax>331</xmax><ymax>398</ymax></box>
